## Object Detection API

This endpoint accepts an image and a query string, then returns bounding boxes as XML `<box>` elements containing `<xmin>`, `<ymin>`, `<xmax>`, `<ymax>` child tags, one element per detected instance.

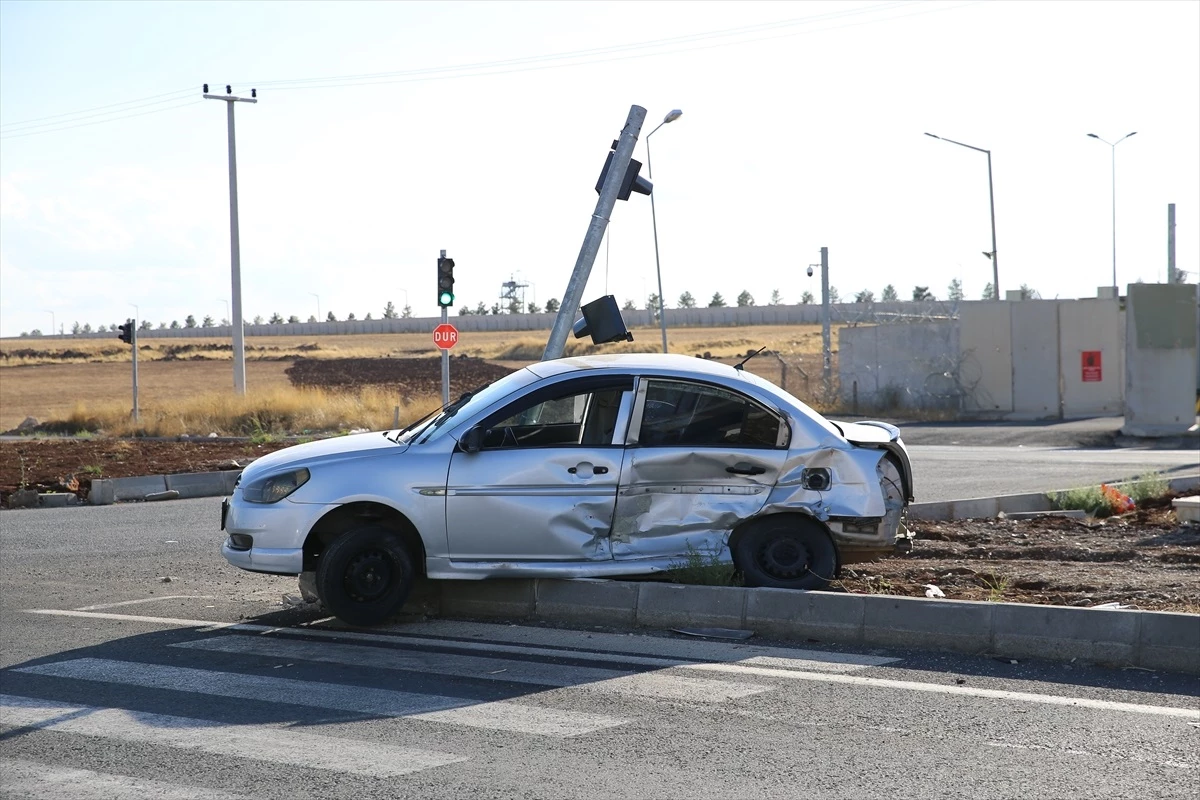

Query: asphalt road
<box><xmin>908</xmin><ymin>445</ymin><xmax>1199</xmax><ymax>502</ymax></box>
<box><xmin>2</xmin><ymin>499</ymin><xmax>1199</xmax><ymax>799</ymax></box>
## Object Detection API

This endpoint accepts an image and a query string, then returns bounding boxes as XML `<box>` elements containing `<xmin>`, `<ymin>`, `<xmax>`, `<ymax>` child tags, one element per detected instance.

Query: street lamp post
<box><xmin>217</xmin><ymin>299</ymin><xmax>229</xmax><ymax>326</ymax></box>
<box><xmin>43</xmin><ymin>310</ymin><xmax>55</xmax><ymax>338</ymax></box>
<box><xmin>925</xmin><ymin>132</ymin><xmax>999</xmax><ymax>298</ymax></box>
<box><xmin>204</xmin><ymin>84</ymin><xmax>257</xmax><ymax>395</ymax></box>
<box><xmin>310</xmin><ymin>293</ymin><xmax>320</xmax><ymax>322</ymax></box>
<box><xmin>646</xmin><ymin>109</ymin><xmax>682</xmax><ymax>353</ymax></box>
<box><xmin>1087</xmin><ymin>132</ymin><xmax>1137</xmax><ymax>294</ymax></box>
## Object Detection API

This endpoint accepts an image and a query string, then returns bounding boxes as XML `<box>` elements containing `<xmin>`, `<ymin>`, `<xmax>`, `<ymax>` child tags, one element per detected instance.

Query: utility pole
<box><xmin>204</xmin><ymin>84</ymin><xmax>257</xmax><ymax>395</ymax></box>
<box><xmin>820</xmin><ymin>247</ymin><xmax>831</xmax><ymax>397</ymax></box>
<box><xmin>1167</xmin><ymin>203</ymin><xmax>1176</xmax><ymax>283</ymax></box>
<box><xmin>543</xmin><ymin>105</ymin><xmax>648</xmax><ymax>361</ymax></box>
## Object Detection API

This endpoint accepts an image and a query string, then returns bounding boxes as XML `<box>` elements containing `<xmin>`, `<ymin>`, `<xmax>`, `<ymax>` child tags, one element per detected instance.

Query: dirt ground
<box><xmin>1</xmin><ymin>438</ymin><xmax>1196</xmax><ymax>613</ymax></box>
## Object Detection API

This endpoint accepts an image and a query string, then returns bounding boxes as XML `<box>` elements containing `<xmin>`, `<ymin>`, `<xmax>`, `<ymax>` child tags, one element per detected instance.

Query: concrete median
<box><xmin>406</xmin><ymin>577</ymin><xmax>1199</xmax><ymax>675</ymax></box>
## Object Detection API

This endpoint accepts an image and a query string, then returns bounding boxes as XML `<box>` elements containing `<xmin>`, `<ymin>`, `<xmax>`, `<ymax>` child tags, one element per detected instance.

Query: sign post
<box><xmin>433</xmin><ymin>318</ymin><xmax>458</xmax><ymax>405</ymax></box>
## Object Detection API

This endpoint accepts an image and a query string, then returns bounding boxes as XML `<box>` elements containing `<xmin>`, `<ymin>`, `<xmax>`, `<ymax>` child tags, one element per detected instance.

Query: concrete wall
<box><xmin>1059</xmin><ymin>299</ymin><xmax>1124</xmax><ymax>417</ymax></box>
<box><xmin>1010</xmin><ymin>301</ymin><xmax>1062</xmax><ymax>419</ymax></box>
<box><xmin>837</xmin><ymin>322</ymin><xmax>959</xmax><ymax>410</ymax></box>
<box><xmin>958</xmin><ymin>301</ymin><xmax>1012</xmax><ymax>413</ymax></box>
<box><xmin>1123</xmin><ymin>283</ymin><xmax>1199</xmax><ymax>436</ymax></box>
<box><xmin>20</xmin><ymin>300</ymin><xmax>963</xmax><ymax>341</ymax></box>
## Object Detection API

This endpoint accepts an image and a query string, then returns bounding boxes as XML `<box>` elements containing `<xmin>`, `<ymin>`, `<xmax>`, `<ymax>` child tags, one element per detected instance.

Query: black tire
<box><xmin>733</xmin><ymin>516</ymin><xmax>837</xmax><ymax>590</ymax></box>
<box><xmin>315</xmin><ymin>525</ymin><xmax>415</xmax><ymax>626</ymax></box>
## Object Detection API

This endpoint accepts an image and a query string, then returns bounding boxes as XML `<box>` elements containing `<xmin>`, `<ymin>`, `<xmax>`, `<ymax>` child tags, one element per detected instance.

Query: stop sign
<box><xmin>433</xmin><ymin>323</ymin><xmax>459</xmax><ymax>350</ymax></box>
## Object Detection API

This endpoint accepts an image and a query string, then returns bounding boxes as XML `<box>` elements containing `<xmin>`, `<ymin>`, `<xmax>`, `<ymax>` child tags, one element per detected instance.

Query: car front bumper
<box><xmin>220</xmin><ymin>494</ymin><xmax>338</xmax><ymax>576</ymax></box>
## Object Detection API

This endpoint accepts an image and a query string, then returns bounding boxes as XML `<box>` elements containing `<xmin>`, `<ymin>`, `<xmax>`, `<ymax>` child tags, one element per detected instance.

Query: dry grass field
<box><xmin>0</xmin><ymin>323</ymin><xmax>841</xmax><ymax>433</ymax></box>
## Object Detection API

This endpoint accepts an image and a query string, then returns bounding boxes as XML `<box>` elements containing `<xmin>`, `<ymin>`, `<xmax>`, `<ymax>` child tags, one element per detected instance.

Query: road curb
<box><xmin>908</xmin><ymin>474</ymin><xmax>1200</xmax><ymax>521</ymax></box>
<box><xmin>411</xmin><ymin>577</ymin><xmax>1200</xmax><ymax>675</ymax></box>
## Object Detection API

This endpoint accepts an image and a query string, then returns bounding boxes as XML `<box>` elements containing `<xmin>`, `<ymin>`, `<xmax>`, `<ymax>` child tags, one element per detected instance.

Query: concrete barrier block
<box><xmin>862</xmin><ymin>596</ymin><xmax>994</xmax><ymax>653</ymax></box>
<box><xmin>166</xmin><ymin>471</ymin><xmax>230</xmax><ymax>499</ymax></box>
<box><xmin>635</xmin><ymin>583</ymin><xmax>746</xmax><ymax>630</ymax></box>
<box><xmin>1137</xmin><ymin>611</ymin><xmax>1200</xmax><ymax>674</ymax></box>
<box><xmin>221</xmin><ymin>471</ymin><xmax>242</xmax><ymax>494</ymax></box>
<box><xmin>37</xmin><ymin>493</ymin><xmax>76</xmax><ymax>508</ymax></box>
<box><xmin>88</xmin><ymin>480</ymin><xmax>115</xmax><ymax>505</ymax></box>
<box><xmin>744</xmin><ymin>588</ymin><xmax>865</xmax><ymax>643</ymax></box>
<box><xmin>992</xmin><ymin>603</ymin><xmax>1138</xmax><ymax>666</ymax></box>
<box><xmin>437</xmin><ymin>579</ymin><xmax>535</xmax><ymax>619</ymax></box>
<box><xmin>111</xmin><ymin>475</ymin><xmax>167</xmax><ymax>501</ymax></box>
<box><xmin>535</xmin><ymin>579</ymin><xmax>638</xmax><ymax>626</ymax></box>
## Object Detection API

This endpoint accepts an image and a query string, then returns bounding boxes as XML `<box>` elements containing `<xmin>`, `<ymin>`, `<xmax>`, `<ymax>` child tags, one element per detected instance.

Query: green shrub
<box><xmin>666</xmin><ymin>542</ymin><xmax>742</xmax><ymax>587</ymax></box>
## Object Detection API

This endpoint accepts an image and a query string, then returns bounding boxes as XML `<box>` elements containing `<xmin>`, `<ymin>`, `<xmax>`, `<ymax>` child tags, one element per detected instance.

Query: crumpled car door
<box><xmin>611</xmin><ymin>377</ymin><xmax>789</xmax><ymax>560</ymax></box>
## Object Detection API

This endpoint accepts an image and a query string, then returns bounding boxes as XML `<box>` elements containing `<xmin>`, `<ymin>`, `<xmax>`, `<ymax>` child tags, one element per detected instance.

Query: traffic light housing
<box><xmin>572</xmin><ymin>295</ymin><xmax>633</xmax><ymax>345</ymax></box>
<box><xmin>595</xmin><ymin>140</ymin><xmax>653</xmax><ymax>201</ymax></box>
<box><xmin>117</xmin><ymin>320</ymin><xmax>135</xmax><ymax>346</ymax></box>
<box><xmin>437</xmin><ymin>256</ymin><xmax>455</xmax><ymax>307</ymax></box>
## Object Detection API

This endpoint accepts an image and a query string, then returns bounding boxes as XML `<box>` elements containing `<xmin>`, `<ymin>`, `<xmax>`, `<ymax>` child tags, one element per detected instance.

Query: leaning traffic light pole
<box><xmin>543</xmin><ymin>105</ymin><xmax>649</xmax><ymax>361</ymax></box>
<box><xmin>117</xmin><ymin>318</ymin><xmax>139</xmax><ymax>422</ymax></box>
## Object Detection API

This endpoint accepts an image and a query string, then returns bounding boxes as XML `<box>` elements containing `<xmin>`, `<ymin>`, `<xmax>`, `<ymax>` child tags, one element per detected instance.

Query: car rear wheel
<box><xmin>734</xmin><ymin>517</ymin><xmax>837</xmax><ymax>590</ymax></box>
<box><xmin>315</xmin><ymin>525</ymin><xmax>415</xmax><ymax>626</ymax></box>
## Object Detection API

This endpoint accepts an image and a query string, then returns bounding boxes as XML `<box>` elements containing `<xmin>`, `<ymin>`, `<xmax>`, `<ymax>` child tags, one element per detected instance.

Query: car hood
<box><xmin>240</xmin><ymin>432</ymin><xmax>407</xmax><ymax>482</ymax></box>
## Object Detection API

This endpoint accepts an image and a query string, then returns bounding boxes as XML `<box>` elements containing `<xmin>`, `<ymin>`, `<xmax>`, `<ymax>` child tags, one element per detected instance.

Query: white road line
<box><xmin>984</xmin><ymin>742</ymin><xmax>1194</xmax><ymax>771</ymax></box>
<box><xmin>23</xmin><ymin>609</ymin><xmax>893</xmax><ymax>673</ymax></box>
<box><xmin>389</xmin><ymin>618</ymin><xmax>898</xmax><ymax>670</ymax></box>
<box><xmin>684</xmin><ymin>663</ymin><xmax>1200</xmax><ymax>719</ymax></box>
<box><xmin>75</xmin><ymin>596</ymin><xmax>217</xmax><ymax>612</ymax></box>
<box><xmin>0</xmin><ymin>695</ymin><xmax>465</xmax><ymax>779</ymax></box>
<box><xmin>20</xmin><ymin>608</ymin><xmax>1194</xmax><ymax>720</ymax></box>
<box><xmin>14</xmin><ymin>658</ymin><xmax>626</xmax><ymax>738</ymax></box>
<box><xmin>172</xmin><ymin>635</ymin><xmax>770</xmax><ymax>702</ymax></box>
<box><xmin>0</xmin><ymin>758</ymin><xmax>250</xmax><ymax>800</ymax></box>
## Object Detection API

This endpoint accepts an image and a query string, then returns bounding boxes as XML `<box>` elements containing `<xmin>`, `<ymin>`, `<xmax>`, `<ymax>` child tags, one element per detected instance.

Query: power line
<box><xmin>0</xmin><ymin>99</ymin><xmax>204</xmax><ymax>140</ymax></box>
<box><xmin>241</xmin><ymin>1</ymin><xmax>915</xmax><ymax>90</ymax></box>
<box><xmin>0</xmin><ymin>87</ymin><xmax>194</xmax><ymax>131</ymax></box>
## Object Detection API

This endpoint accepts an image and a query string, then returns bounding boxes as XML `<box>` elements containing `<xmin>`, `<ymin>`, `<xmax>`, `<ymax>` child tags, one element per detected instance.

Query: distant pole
<box><xmin>204</xmin><ymin>85</ymin><xmax>257</xmax><ymax>395</ymax></box>
<box><xmin>440</xmin><ymin>249</ymin><xmax>450</xmax><ymax>405</ymax></box>
<box><xmin>43</xmin><ymin>310</ymin><xmax>54</xmax><ymax>339</ymax></box>
<box><xmin>128</xmin><ymin>314</ymin><xmax>140</xmax><ymax>423</ymax></box>
<box><xmin>924</xmin><ymin>132</ymin><xmax>999</xmax><ymax>297</ymax></box>
<box><xmin>1086</xmin><ymin>132</ymin><xmax>1137</xmax><ymax>293</ymax></box>
<box><xmin>310</xmin><ymin>292</ymin><xmax>320</xmax><ymax>322</ymax></box>
<box><xmin>646</xmin><ymin>109</ymin><xmax>682</xmax><ymax>354</ymax></box>
<box><xmin>820</xmin><ymin>247</ymin><xmax>831</xmax><ymax>396</ymax></box>
<box><xmin>1167</xmin><ymin>203</ymin><xmax>1176</xmax><ymax>283</ymax></box>
<box><xmin>543</xmin><ymin>105</ymin><xmax>648</xmax><ymax>361</ymax></box>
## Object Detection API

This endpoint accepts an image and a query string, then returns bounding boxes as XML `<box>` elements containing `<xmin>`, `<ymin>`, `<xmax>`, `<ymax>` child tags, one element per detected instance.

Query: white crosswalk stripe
<box><xmin>0</xmin><ymin>758</ymin><xmax>251</xmax><ymax>800</ymax></box>
<box><xmin>172</xmin><ymin>634</ymin><xmax>771</xmax><ymax>701</ymax></box>
<box><xmin>14</xmin><ymin>657</ymin><xmax>628</xmax><ymax>737</ymax></box>
<box><xmin>0</xmin><ymin>695</ymin><xmax>467</xmax><ymax>779</ymax></box>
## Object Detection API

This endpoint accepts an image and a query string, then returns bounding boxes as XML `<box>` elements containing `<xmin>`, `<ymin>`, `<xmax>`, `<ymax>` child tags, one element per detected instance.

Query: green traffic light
<box><xmin>439</xmin><ymin>291</ymin><xmax>454</xmax><ymax>307</ymax></box>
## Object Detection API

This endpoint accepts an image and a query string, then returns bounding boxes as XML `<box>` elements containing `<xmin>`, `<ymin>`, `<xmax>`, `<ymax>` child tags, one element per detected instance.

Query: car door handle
<box><xmin>726</xmin><ymin>462</ymin><xmax>766</xmax><ymax>475</ymax></box>
<box><xmin>568</xmin><ymin>465</ymin><xmax>609</xmax><ymax>475</ymax></box>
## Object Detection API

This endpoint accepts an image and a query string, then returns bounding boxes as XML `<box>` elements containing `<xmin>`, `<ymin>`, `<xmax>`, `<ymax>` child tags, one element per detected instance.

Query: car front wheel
<box><xmin>315</xmin><ymin>525</ymin><xmax>415</xmax><ymax>626</ymax></box>
<box><xmin>734</xmin><ymin>517</ymin><xmax>837</xmax><ymax>590</ymax></box>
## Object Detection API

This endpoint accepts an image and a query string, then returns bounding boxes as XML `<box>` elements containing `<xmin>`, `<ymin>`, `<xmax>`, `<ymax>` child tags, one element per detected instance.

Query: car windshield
<box><xmin>413</xmin><ymin>368</ymin><xmax>538</xmax><ymax>444</ymax></box>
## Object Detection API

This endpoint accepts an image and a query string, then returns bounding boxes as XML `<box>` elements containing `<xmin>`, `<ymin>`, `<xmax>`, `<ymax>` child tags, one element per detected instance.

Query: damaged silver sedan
<box><xmin>220</xmin><ymin>354</ymin><xmax>914</xmax><ymax>625</ymax></box>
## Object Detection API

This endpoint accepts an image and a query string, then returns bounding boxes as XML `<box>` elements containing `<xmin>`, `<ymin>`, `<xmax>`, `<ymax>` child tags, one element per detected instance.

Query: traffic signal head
<box><xmin>595</xmin><ymin>140</ymin><xmax>653</xmax><ymax>201</ymax></box>
<box><xmin>117</xmin><ymin>320</ymin><xmax>135</xmax><ymax>346</ymax></box>
<box><xmin>437</xmin><ymin>256</ymin><xmax>456</xmax><ymax>307</ymax></box>
<box><xmin>572</xmin><ymin>295</ymin><xmax>633</xmax><ymax>345</ymax></box>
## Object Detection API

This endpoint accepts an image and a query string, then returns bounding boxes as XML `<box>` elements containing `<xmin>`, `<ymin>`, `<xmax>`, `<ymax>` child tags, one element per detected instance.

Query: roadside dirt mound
<box><xmin>836</xmin><ymin>497</ymin><xmax>1200</xmax><ymax>611</ymax></box>
<box><xmin>286</xmin><ymin>357</ymin><xmax>514</xmax><ymax>397</ymax></box>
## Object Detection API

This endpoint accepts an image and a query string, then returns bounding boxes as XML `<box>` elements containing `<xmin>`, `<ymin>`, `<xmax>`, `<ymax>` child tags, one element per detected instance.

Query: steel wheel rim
<box><xmin>344</xmin><ymin>550</ymin><xmax>393</xmax><ymax>602</ymax></box>
<box><xmin>758</xmin><ymin>535</ymin><xmax>812</xmax><ymax>579</ymax></box>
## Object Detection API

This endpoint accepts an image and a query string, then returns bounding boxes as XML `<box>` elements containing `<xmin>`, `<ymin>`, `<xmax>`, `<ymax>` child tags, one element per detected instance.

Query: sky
<box><xmin>1</xmin><ymin>0</ymin><xmax>1197</xmax><ymax>337</ymax></box>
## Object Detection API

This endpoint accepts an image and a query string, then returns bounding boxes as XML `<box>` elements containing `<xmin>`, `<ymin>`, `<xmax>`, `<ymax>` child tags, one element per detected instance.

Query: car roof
<box><xmin>525</xmin><ymin>352</ymin><xmax>747</xmax><ymax>381</ymax></box>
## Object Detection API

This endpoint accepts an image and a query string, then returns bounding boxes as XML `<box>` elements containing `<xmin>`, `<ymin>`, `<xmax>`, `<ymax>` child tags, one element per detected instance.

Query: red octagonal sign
<box><xmin>433</xmin><ymin>323</ymin><xmax>459</xmax><ymax>350</ymax></box>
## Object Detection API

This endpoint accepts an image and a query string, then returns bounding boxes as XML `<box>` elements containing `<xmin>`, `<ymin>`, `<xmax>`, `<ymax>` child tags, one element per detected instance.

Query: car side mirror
<box><xmin>461</xmin><ymin>426</ymin><xmax>484</xmax><ymax>454</ymax></box>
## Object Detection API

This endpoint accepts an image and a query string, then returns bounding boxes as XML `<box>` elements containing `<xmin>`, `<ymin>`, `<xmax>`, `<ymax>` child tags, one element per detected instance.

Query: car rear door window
<box><xmin>638</xmin><ymin>380</ymin><xmax>784</xmax><ymax>448</ymax></box>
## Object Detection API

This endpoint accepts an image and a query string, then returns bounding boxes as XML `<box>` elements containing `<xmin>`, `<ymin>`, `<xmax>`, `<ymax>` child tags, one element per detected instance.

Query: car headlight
<box><xmin>241</xmin><ymin>468</ymin><xmax>310</xmax><ymax>503</ymax></box>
